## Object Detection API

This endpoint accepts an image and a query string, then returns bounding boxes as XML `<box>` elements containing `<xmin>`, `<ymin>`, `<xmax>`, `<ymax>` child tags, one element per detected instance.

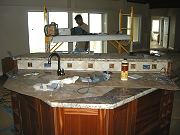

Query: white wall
<box><xmin>0</xmin><ymin>0</ymin><xmax>150</xmax><ymax>74</ymax></box>
<box><xmin>0</xmin><ymin>6</ymin><xmax>30</xmax><ymax>75</ymax></box>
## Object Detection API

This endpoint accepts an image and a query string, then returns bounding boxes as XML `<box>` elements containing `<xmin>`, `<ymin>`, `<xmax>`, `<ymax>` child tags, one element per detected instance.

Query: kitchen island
<box><xmin>3</xmin><ymin>69</ymin><xmax>178</xmax><ymax>135</ymax></box>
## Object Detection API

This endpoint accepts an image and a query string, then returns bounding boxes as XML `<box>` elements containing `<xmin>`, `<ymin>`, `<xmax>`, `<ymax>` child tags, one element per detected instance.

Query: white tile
<box><xmin>17</xmin><ymin>59</ymin><xmax>169</xmax><ymax>72</ymax></box>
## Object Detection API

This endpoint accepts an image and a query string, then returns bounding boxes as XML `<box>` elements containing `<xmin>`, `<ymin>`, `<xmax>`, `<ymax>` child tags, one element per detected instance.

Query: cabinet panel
<box><xmin>1</xmin><ymin>57</ymin><xmax>17</xmax><ymax>75</ymax></box>
<box><xmin>20</xmin><ymin>95</ymin><xmax>41</xmax><ymax>135</ymax></box>
<box><xmin>64</xmin><ymin>114</ymin><xmax>98</xmax><ymax>135</ymax></box>
<box><xmin>11</xmin><ymin>92</ymin><xmax>56</xmax><ymax>135</ymax></box>
<box><xmin>53</xmin><ymin>108</ymin><xmax>100</xmax><ymax>135</ymax></box>
<box><xmin>159</xmin><ymin>90</ymin><xmax>174</xmax><ymax>135</ymax></box>
<box><xmin>11</xmin><ymin>92</ymin><xmax>22</xmax><ymax>134</ymax></box>
<box><xmin>109</xmin><ymin>100</ymin><xmax>137</xmax><ymax>135</ymax></box>
<box><xmin>40</xmin><ymin>101</ymin><xmax>55</xmax><ymax>135</ymax></box>
<box><xmin>113</xmin><ymin>104</ymin><xmax>129</xmax><ymax>135</ymax></box>
<box><xmin>19</xmin><ymin>95</ymin><xmax>32</xmax><ymax>135</ymax></box>
<box><xmin>11</xmin><ymin>90</ymin><xmax>174</xmax><ymax>135</ymax></box>
<box><xmin>135</xmin><ymin>90</ymin><xmax>162</xmax><ymax>135</ymax></box>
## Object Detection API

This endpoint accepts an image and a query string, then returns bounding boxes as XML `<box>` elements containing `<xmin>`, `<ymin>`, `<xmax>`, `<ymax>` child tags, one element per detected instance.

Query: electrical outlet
<box><xmin>28</xmin><ymin>62</ymin><xmax>32</xmax><ymax>67</ymax></box>
<box><xmin>152</xmin><ymin>64</ymin><xmax>157</xmax><ymax>69</ymax></box>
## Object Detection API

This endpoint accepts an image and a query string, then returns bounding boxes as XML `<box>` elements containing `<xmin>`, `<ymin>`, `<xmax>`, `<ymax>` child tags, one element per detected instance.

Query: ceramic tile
<box><xmin>17</xmin><ymin>56</ymin><xmax>170</xmax><ymax>72</ymax></box>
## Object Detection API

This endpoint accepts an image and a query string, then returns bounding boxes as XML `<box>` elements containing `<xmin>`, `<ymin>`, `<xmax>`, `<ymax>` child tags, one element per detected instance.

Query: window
<box><xmin>90</xmin><ymin>14</ymin><xmax>102</xmax><ymax>53</ymax></box>
<box><xmin>73</xmin><ymin>13</ymin><xmax>88</xmax><ymax>27</ymax></box>
<box><xmin>72</xmin><ymin>13</ymin><xmax>103</xmax><ymax>53</ymax></box>
<box><xmin>152</xmin><ymin>20</ymin><xmax>159</xmax><ymax>32</ymax></box>
<box><xmin>28</xmin><ymin>12</ymin><xmax>105</xmax><ymax>53</ymax></box>
<box><xmin>28</xmin><ymin>12</ymin><xmax>68</xmax><ymax>53</ymax></box>
<box><xmin>28</xmin><ymin>12</ymin><xmax>45</xmax><ymax>53</ymax></box>
<box><xmin>49</xmin><ymin>12</ymin><xmax>68</xmax><ymax>52</ymax></box>
<box><xmin>151</xmin><ymin>20</ymin><xmax>160</xmax><ymax>41</ymax></box>
<box><xmin>127</xmin><ymin>16</ymin><xmax>141</xmax><ymax>42</ymax></box>
<box><xmin>72</xmin><ymin>13</ymin><xmax>89</xmax><ymax>51</ymax></box>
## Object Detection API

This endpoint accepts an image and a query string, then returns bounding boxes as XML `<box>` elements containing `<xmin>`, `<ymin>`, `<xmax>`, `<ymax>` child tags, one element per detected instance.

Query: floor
<box><xmin>0</xmin><ymin>76</ymin><xmax>15</xmax><ymax>135</ymax></box>
<box><xmin>150</xmin><ymin>40</ymin><xmax>165</xmax><ymax>49</ymax></box>
<box><xmin>0</xmin><ymin>51</ymin><xmax>180</xmax><ymax>135</ymax></box>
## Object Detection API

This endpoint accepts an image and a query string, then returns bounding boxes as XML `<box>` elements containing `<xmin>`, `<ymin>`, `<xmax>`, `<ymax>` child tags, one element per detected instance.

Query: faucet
<box><xmin>48</xmin><ymin>52</ymin><xmax>65</xmax><ymax>76</ymax></box>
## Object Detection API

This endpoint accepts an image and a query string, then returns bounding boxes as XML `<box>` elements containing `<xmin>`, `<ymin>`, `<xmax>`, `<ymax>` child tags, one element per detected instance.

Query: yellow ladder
<box><xmin>110</xmin><ymin>6</ymin><xmax>134</xmax><ymax>54</ymax></box>
<box><xmin>119</xmin><ymin>6</ymin><xmax>134</xmax><ymax>53</ymax></box>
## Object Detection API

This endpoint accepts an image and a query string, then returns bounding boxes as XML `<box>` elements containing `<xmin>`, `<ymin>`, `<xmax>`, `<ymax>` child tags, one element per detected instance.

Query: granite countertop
<box><xmin>15</xmin><ymin>53</ymin><xmax>171</xmax><ymax>61</ymax></box>
<box><xmin>3</xmin><ymin>70</ymin><xmax>179</xmax><ymax>109</ymax></box>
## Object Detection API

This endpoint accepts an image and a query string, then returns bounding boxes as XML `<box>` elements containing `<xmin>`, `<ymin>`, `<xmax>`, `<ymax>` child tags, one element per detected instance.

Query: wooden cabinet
<box><xmin>11</xmin><ymin>92</ymin><xmax>55</xmax><ymax>135</ymax></box>
<box><xmin>11</xmin><ymin>89</ymin><xmax>174</xmax><ymax>135</ymax></box>
<box><xmin>18</xmin><ymin>95</ymin><xmax>42</xmax><ymax>135</ymax></box>
<box><xmin>159</xmin><ymin>90</ymin><xmax>174</xmax><ymax>135</ymax></box>
<box><xmin>53</xmin><ymin>101</ymin><xmax>137</xmax><ymax>135</ymax></box>
<box><xmin>135</xmin><ymin>90</ymin><xmax>162</xmax><ymax>135</ymax></box>
<box><xmin>1</xmin><ymin>57</ymin><xmax>17</xmax><ymax>75</ymax></box>
<box><xmin>11</xmin><ymin>92</ymin><xmax>22</xmax><ymax>134</ymax></box>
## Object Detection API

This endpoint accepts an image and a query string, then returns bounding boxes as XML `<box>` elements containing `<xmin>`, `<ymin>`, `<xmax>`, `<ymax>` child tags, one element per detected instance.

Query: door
<box><xmin>159</xmin><ymin>17</ymin><xmax>169</xmax><ymax>48</ymax></box>
<box><xmin>150</xmin><ymin>16</ymin><xmax>170</xmax><ymax>49</ymax></box>
<box><xmin>162</xmin><ymin>17</ymin><xmax>169</xmax><ymax>48</ymax></box>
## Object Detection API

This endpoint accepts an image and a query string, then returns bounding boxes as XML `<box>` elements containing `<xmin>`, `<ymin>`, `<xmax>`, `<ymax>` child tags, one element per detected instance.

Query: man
<box><xmin>74</xmin><ymin>14</ymin><xmax>89</xmax><ymax>52</ymax></box>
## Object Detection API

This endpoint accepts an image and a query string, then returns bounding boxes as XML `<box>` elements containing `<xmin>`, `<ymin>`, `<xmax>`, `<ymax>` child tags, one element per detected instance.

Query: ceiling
<box><xmin>127</xmin><ymin>0</ymin><xmax>180</xmax><ymax>8</ymax></box>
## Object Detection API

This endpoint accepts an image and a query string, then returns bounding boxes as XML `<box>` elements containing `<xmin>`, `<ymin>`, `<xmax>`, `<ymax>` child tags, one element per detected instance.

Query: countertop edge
<box><xmin>45</xmin><ymin>88</ymin><xmax>158</xmax><ymax>109</ymax></box>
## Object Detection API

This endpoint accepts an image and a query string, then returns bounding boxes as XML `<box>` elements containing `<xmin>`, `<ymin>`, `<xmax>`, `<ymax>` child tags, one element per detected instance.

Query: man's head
<box><xmin>74</xmin><ymin>14</ymin><xmax>83</xmax><ymax>26</ymax></box>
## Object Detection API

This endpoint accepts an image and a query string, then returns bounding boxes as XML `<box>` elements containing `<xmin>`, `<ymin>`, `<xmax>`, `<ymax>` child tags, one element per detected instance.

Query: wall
<box><xmin>0</xmin><ymin>6</ymin><xmax>30</xmax><ymax>75</ymax></box>
<box><xmin>0</xmin><ymin>0</ymin><xmax>150</xmax><ymax>75</ymax></box>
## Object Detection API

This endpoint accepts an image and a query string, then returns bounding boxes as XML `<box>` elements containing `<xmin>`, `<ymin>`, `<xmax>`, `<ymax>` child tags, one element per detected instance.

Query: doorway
<box><xmin>150</xmin><ymin>16</ymin><xmax>169</xmax><ymax>49</ymax></box>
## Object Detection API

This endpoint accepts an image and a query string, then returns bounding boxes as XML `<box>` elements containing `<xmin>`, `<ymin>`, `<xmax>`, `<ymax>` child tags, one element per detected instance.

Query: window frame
<box><xmin>28</xmin><ymin>11</ymin><xmax>107</xmax><ymax>53</ymax></box>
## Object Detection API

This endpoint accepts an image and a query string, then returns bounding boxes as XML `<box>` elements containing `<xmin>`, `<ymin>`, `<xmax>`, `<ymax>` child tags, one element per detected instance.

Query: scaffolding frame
<box><xmin>109</xmin><ymin>6</ymin><xmax>134</xmax><ymax>54</ymax></box>
<box><xmin>45</xmin><ymin>7</ymin><xmax>134</xmax><ymax>53</ymax></box>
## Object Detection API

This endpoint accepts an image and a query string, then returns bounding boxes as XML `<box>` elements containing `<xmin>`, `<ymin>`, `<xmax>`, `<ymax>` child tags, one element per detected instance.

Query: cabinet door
<box><xmin>11</xmin><ymin>92</ymin><xmax>22</xmax><ymax>134</ymax></box>
<box><xmin>108</xmin><ymin>100</ymin><xmax>137</xmax><ymax>135</ymax></box>
<box><xmin>53</xmin><ymin>101</ymin><xmax>137</xmax><ymax>135</ymax></box>
<box><xmin>1</xmin><ymin>57</ymin><xmax>17</xmax><ymax>75</ymax></box>
<box><xmin>18</xmin><ymin>95</ymin><xmax>32</xmax><ymax>135</ymax></box>
<box><xmin>19</xmin><ymin>94</ymin><xmax>42</xmax><ymax>135</ymax></box>
<box><xmin>135</xmin><ymin>90</ymin><xmax>162</xmax><ymax>135</ymax></box>
<box><xmin>40</xmin><ymin>101</ymin><xmax>55</xmax><ymax>135</ymax></box>
<box><xmin>53</xmin><ymin>108</ymin><xmax>101</xmax><ymax>135</ymax></box>
<box><xmin>159</xmin><ymin>90</ymin><xmax>174</xmax><ymax>135</ymax></box>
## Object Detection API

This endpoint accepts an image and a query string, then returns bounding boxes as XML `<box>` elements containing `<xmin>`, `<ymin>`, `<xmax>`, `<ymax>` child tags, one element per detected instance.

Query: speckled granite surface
<box><xmin>3</xmin><ymin>70</ymin><xmax>179</xmax><ymax>109</ymax></box>
<box><xmin>48</xmin><ymin>88</ymin><xmax>157</xmax><ymax>109</ymax></box>
<box><xmin>15</xmin><ymin>53</ymin><xmax>171</xmax><ymax>61</ymax></box>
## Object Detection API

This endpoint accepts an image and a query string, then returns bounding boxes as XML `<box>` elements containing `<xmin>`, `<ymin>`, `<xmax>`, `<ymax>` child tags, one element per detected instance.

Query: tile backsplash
<box><xmin>17</xmin><ymin>58</ymin><xmax>169</xmax><ymax>72</ymax></box>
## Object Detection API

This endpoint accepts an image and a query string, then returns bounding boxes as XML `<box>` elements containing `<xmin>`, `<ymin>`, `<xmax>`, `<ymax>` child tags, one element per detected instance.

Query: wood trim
<box><xmin>63</xmin><ymin>108</ymin><xmax>98</xmax><ymax>115</ymax></box>
<box><xmin>126</xmin><ymin>100</ymin><xmax>137</xmax><ymax>135</ymax></box>
<box><xmin>99</xmin><ymin>109</ymin><xmax>109</xmax><ymax>135</ymax></box>
<box><xmin>53</xmin><ymin>108</ymin><xmax>63</xmax><ymax>135</ymax></box>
